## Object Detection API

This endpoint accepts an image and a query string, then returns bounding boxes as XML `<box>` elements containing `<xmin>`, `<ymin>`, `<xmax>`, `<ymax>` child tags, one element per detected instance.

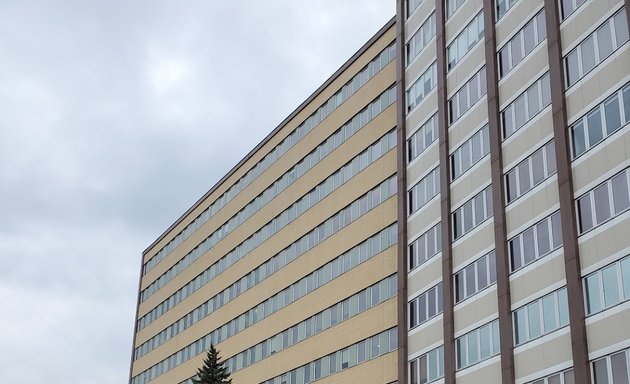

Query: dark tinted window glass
<box><xmin>588</xmin><ymin>108</ymin><xmax>604</xmax><ymax>146</ymax></box>
<box><xmin>612</xmin><ymin>172</ymin><xmax>630</xmax><ymax>213</ymax></box>
<box><xmin>593</xmin><ymin>183</ymin><xmax>611</xmax><ymax>224</ymax></box>
<box><xmin>605</xmin><ymin>95</ymin><xmax>622</xmax><ymax>134</ymax></box>
<box><xmin>611</xmin><ymin>351</ymin><xmax>630</xmax><ymax>384</ymax></box>
<box><xmin>578</xmin><ymin>195</ymin><xmax>593</xmax><ymax>233</ymax></box>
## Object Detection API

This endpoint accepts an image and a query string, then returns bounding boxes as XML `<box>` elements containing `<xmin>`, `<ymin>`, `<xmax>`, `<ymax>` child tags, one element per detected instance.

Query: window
<box><xmin>570</xmin><ymin>83</ymin><xmax>630</xmax><ymax>158</ymax></box>
<box><xmin>565</xmin><ymin>8</ymin><xmax>629</xmax><ymax>88</ymax></box>
<box><xmin>498</xmin><ymin>10</ymin><xmax>546</xmax><ymax>78</ymax></box>
<box><xmin>456</xmin><ymin>320</ymin><xmax>500</xmax><ymax>370</ymax></box>
<box><xmin>407</xmin><ymin>62</ymin><xmax>438</xmax><ymax>113</ymax></box>
<box><xmin>527</xmin><ymin>368</ymin><xmax>575</xmax><ymax>384</ymax></box>
<box><xmin>577</xmin><ymin>168</ymin><xmax>630</xmax><ymax>234</ymax></box>
<box><xmin>407</xmin><ymin>0</ymin><xmax>424</xmax><ymax>18</ymax></box>
<box><xmin>560</xmin><ymin>0</ymin><xmax>587</xmax><ymax>21</ymax></box>
<box><xmin>408</xmin><ymin>167</ymin><xmax>440</xmax><ymax>215</ymax></box>
<box><xmin>505</xmin><ymin>140</ymin><xmax>556</xmax><ymax>203</ymax></box>
<box><xmin>409</xmin><ymin>346</ymin><xmax>445</xmax><ymax>384</ymax></box>
<box><xmin>408</xmin><ymin>114</ymin><xmax>438</xmax><ymax>163</ymax></box>
<box><xmin>138</xmin><ymin>88</ymin><xmax>399</xmax><ymax>320</ymax></box>
<box><xmin>496</xmin><ymin>0</ymin><xmax>520</xmax><ymax>20</ymax></box>
<box><xmin>590</xmin><ymin>348</ymin><xmax>630</xmax><ymax>384</ymax></box>
<box><xmin>513</xmin><ymin>287</ymin><xmax>569</xmax><ymax>345</ymax></box>
<box><xmin>451</xmin><ymin>125</ymin><xmax>490</xmax><ymax>180</ymax></box>
<box><xmin>453</xmin><ymin>185</ymin><xmax>493</xmax><ymax>240</ymax></box>
<box><xmin>584</xmin><ymin>255</ymin><xmax>630</xmax><ymax>315</ymax></box>
<box><xmin>449</xmin><ymin>67</ymin><xmax>487</xmax><ymax>124</ymax></box>
<box><xmin>446</xmin><ymin>0</ymin><xmax>467</xmax><ymax>19</ymax></box>
<box><xmin>447</xmin><ymin>12</ymin><xmax>484</xmax><ymax>70</ymax></box>
<box><xmin>409</xmin><ymin>283</ymin><xmax>443</xmax><ymax>329</ymax></box>
<box><xmin>509</xmin><ymin>211</ymin><xmax>562</xmax><ymax>272</ymax></box>
<box><xmin>407</xmin><ymin>13</ymin><xmax>436</xmax><ymax>65</ymax></box>
<box><xmin>409</xmin><ymin>223</ymin><xmax>442</xmax><ymax>271</ymax></box>
<box><xmin>142</xmin><ymin>42</ymin><xmax>397</xmax><ymax>281</ymax></box>
<box><xmin>455</xmin><ymin>251</ymin><xmax>497</xmax><ymax>303</ymax></box>
<box><xmin>254</xmin><ymin>328</ymin><xmax>398</xmax><ymax>384</ymax></box>
<box><xmin>501</xmin><ymin>72</ymin><xmax>551</xmax><ymax>138</ymax></box>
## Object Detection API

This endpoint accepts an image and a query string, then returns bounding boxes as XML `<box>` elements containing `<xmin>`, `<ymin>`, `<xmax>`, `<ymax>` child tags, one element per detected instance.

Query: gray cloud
<box><xmin>0</xmin><ymin>1</ymin><xmax>394</xmax><ymax>383</ymax></box>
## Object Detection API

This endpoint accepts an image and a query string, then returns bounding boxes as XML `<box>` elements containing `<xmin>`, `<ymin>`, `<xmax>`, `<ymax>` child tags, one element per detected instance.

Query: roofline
<box><xmin>143</xmin><ymin>16</ymin><xmax>396</xmax><ymax>256</ymax></box>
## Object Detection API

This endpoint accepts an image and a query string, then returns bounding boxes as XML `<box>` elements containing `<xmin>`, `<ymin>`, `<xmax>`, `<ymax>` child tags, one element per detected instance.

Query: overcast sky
<box><xmin>0</xmin><ymin>1</ymin><xmax>394</xmax><ymax>383</ymax></box>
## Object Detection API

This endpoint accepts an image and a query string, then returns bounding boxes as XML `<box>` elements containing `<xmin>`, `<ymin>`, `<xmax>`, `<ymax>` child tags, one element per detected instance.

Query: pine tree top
<box><xmin>192</xmin><ymin>344</ymin><xmax>232</xmax><ymax>384</ymax></box>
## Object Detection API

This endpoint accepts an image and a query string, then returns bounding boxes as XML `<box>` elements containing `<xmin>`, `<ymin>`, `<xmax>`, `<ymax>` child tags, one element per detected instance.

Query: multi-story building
<box><xmin>400</xmin><ymin>0</ymin><xmax>630</xmax><ymax>383</ymax></box>
<box><xmin>128</xmin><ymin>19</ymin><xmax>400</xmax><ymax>384</ymax></box>
<box><xmin>129</xmin><ymin>1</ymin><xmax>630</xmax><ymax>384</ymax></box>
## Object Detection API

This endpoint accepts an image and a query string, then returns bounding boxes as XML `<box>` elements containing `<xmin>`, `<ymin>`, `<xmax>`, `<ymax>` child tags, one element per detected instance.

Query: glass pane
<box><xmin>456</xmin><ymin>272</ymin><xmax>465</xmax><ymax>303</ymax></box>
<box><xmin>558</xmin><ymin>288</ymin><xmax>569</xmax><ymax>326</ymax></box>
<box><xmin>503</xmin><ymin>106</ymin><xmax>514</xmax><ymax>137</ymax></box>
<box><xmin>541</xmin><ymin>74</ymin><xmax>551</xmax><ymax>106</ymax></box>
<box><xmin>463</xmin><ymin>201</ymin><xmax>473</xmax><ymax>233</ymax></box>
<box><xmin>479</xmin><ymin>325</ymin><xmax>491</xmax><ymax>359</ymax></box>
<box><xmin>622</xmin><ymin>258</ymin><xmax>630</xmax><ymax>299</ymax></box>
<box><xmin>489</xmin><ymin>252</ymin><xmax>497</xmax><ymax>283</ymax></box>
<box><xmin>474</xmin><ymin>194</ymin><xmax>485</xmax><ymax>225</ymax></box>
<box><xmin>551</xmin><ymin>211</ymin><xmax>563</xmax><ymax>249</ymax></box>
<box><xmin>612</xmin><ymin>171</ymin><xmax>630</xmax><ymax>214</ymax></box>
<box><xmin>519</xmin><ymin>161</ymin><xmax>531</xmax><ymax>195</ymax></box>
<box><xmin>537</xmin><ymin>12</ymin><xmax>547</xmax><ymax>40</ymax></box>
<box><xmin>528</xmin><ymin>302</ymin><xmax>542</xmax><ymax>339</ymax></box>
<box><xmin>585</xmin><ymin>273</ymin><xmax>603</xmax><ymax>314</ymax></box>
<box><xmin>528</xmin><ymin>82</ymin><xmax>541</xmax><ymax>118</ymax></box>
<box><xmin>467</xmin><ymin>332</ymin><xmax>478</xmax><ymax>364</ymax></box>
<box><xmin>463</xmin><ymin>264</ymin><xmax>475</xmax><ymax>297</ymax></box>
<box><xmin>478</xmin><ymin>256</ymin><xmax>488</xmax><ymax>289</ymax></box>
<box><xmin>566</xmin><ymin>50</ymin><xmax>580</xmax><ymax>87</ymax></box>
<box><xmin>515</xmin><ymin>308</ymin><xmax>527</xmax><ymax>345</ymax></box>
<box><xmin>614</xmin><ymin>11</ymin><xmax>630</xmax><ymax>47</ymax></box>
<box><xmin>462</xmin><ymin>140</ymin><xmax>471</xmax><ymax>171</ymax></box>
<box><xmin>542</xmin><ymin>294</ymin><xmax>558</xmax><ymax>333</ymax></box>
<box><xmin>593</xmin><ymin>183</ymin><xmax>612</xmax><ymax>224</ymax></box>
<box><xmin>578</xmin><ymin>195</ymin><xmax>594</xmax><ymax>233</ymax></box>
<box><xmin>507</xmin><ymin>170</ymin><xmax>518</xmax><ymax>202</ymax></box>
<box><xmin>602</xmin><ymin>264</ymin><xmax>621</xmax><ymax>307</ymax></box>
<box><xmin>409</xmin><ymin>300</ymin><xmax>417</xmax><ymax>328</ymax></box>
<box><xmin>499</xmin><ymin>48</ymin><xmax>510</xmax><ymax>77</ymax></box>
<box><xmin>546</xmin><ymin>141</ymin><xmax>556</xmax><ymax>175</ymax></box>
<box><xmin>419</xmin><ymin>355</ymin><xmax>428</xmax><ymax>384</ymax></box>
<box><xmin>611</xmin><ymin>351</ymin><xmax>630</xmax><ymax>384</ymax></box>
<box><xmin>565</xmin><ymin>369</ymin><xmax>576</xmax><ymax>384</ymax></box>
<box><xmin>511</xmin><ymin>37</ymin><xmax>523</xmax><ymax>65</ymax></box>
<box><xmin>522</xmin><ymin>228</ymin><xmax>536</xmax><ymax>265</ymax></box>
<box><xmin>492</xmin><ymin>320</ymin><xmax>500</xmax><ymax>353</ymax></box>
<box><xmin>561</xmin><ymin>0</ymin><xmax>574</xmax><ymax>20</ymax></box>
<box><xmin>605</xmin><ymin>95</ymin><xmax>622</xmax><ymax>134</ymax></box>
<box><xmin>548</xmin><ymin>373</ymin><xmax>561</xmax><ymax>384</ymax></box>
<box><xmin>571</xmin><ymin>121</ymin><xmax>587</xmax><ymax>157</ymax></box>
<box><xmin>624</xmin><ymin>85</ymin><xmax>630</xmax><ymax>122</ymax></box>
<box><xmin>523</xmin><ymin>20</ymin><xmax>536</xmax><ymax>54</ymax></box>
<box><xmin>514</xmin><ymin>94</ymin><xmax>527</xmax><ymax>129</ymax></box>
<box><xmin>529</xmin><ymin>149</ymin><xmax>544</xmax><ymax>187</ymax></box>
<box><xmin>593</xmin><ymin>358</ymin><xmax>610</xmax><ymax>384</ymax></box>
<box><xmin>511</xmin><ymin>238</ymin><xmax>522</xmax><ymax>271</ymax></box>
<box><xmin>457</xmin><ymin>337</ymin><xmax>467</xmax><ymax>369</ymax></box>
<box><xmin>472</xmin><ymin>131</ymin><xmax>482</xmax><ymax>163</ymax></box>
<box><xmin>588</xmin><ymin>108</ymin><xmax>604</xmax><ymax>146</ymax></box>
<box><xmin>427</xmin><ymin>288</ymin><xmax>437</xmax><ymax>318</ymax></box>
<box><xmin>537</xmin><ymin>218</ymin><xmax>551</xmax><ymax>256</ymax></box>
<box><xmin>598</xmin><ymin>21</ymin><xmax>615</xmax><ymax>59</ymax></box>
<box><xmin>581</xmin><ymin>35</ymin><xmax>596</xmax><ymax>74</ymax></box>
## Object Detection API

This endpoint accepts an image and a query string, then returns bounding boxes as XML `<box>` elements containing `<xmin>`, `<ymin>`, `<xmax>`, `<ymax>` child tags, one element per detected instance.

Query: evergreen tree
<box><xmin>192</xmin><ymin>344</ymin><xmax>232</xmax><ymax>384</ymax></box>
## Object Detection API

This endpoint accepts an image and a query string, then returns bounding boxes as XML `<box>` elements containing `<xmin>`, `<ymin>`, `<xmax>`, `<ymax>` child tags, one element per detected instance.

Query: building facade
<box><xmin>400</xmin><ymin>0</ymin><xmax>630</xmax><ymax>383</ymax></box>
<box><xmin>129</xmin><ymin>20</ymin><xmax>400</xmax><ymax>384</ymax></box>
<box><xmin>129</xmin><ymin>1</ymin><xmax>630</xmax><ymax>384</ymax></box>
